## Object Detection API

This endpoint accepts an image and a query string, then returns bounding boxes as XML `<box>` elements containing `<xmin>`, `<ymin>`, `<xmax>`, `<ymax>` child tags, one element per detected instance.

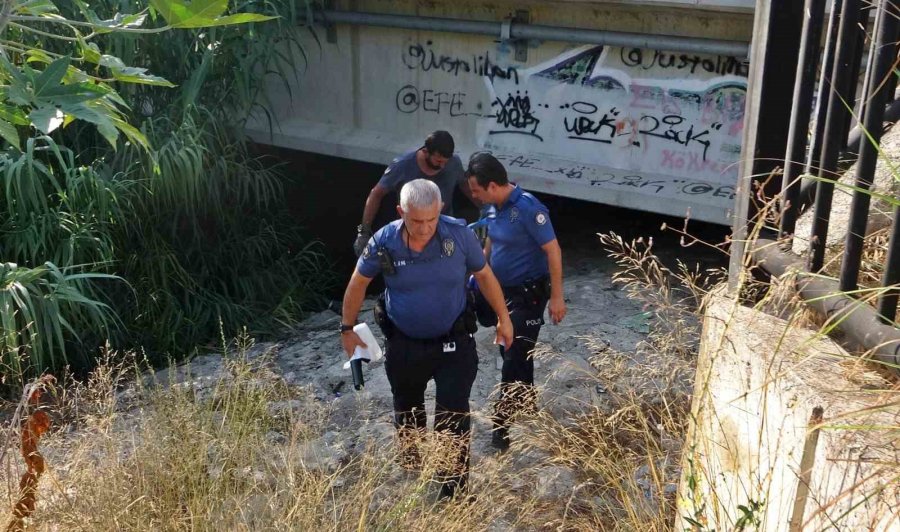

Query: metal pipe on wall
<box><xmin>754</xmin><ymin>238</ymin><xmax>900</xmax><ymax>372</ymax></box>
<box><xmin>316</xmin><ymin>10</ymin><xmax>750</xmax><ymax>58</ymax></box>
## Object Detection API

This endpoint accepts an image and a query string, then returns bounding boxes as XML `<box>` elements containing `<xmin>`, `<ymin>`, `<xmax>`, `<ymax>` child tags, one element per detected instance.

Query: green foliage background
<box><xmin>0</xmin><ymin>0</ymin><xmax>332</xmax><ymax>383</ymax></box>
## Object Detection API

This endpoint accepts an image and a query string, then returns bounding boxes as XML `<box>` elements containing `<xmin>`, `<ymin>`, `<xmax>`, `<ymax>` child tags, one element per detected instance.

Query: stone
<box><xmin>533</xmin><ymin>466</ymin><xmax>579</xmax><ymax>501</ymax></box>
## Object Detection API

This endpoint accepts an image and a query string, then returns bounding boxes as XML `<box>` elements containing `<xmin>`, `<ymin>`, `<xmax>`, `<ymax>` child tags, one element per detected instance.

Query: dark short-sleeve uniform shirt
<box><xmin>377</xmin><ymin>149</ymin><xmax>466</xmax><ymax>215</ymax></box>
<box><xmin>487</xmin><ymin>186</ymin><xmax>557</xmax><ymax>287</ymax></box>
<box><xmin>357</xmin><ymin>216</ymin><xmax>486</xmax><ymax>339</ymax></box>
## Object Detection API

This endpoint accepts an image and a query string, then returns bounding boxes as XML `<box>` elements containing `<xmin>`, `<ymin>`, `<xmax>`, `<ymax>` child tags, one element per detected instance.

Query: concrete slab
<box><xmin>677</xmin><ymin>293</ymin><xmax>900</xmax><ymax>530</ymax></box>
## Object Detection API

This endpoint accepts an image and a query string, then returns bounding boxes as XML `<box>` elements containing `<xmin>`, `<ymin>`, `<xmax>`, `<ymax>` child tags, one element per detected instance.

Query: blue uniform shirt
<box><xmin>487</xmin><ymin>186</ymin><xmax>557</xmax><ymax>287</ymax></box>
<box><xmin>377</xmin><ymin>149</ymin><xmax>466</xmax><ymax>215</ymax></box>
<box><xmin>357</xmin><ymin>216</ymin><xmax>486</xmax><ymax>339</ymax></box>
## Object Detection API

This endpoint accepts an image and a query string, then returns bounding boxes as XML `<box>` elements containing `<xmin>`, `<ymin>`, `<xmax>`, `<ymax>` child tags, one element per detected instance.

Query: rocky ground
<box><xmin>147</xmin><ymin>235</ymin><xmax>707</xmax><ymax>506</ymax></box>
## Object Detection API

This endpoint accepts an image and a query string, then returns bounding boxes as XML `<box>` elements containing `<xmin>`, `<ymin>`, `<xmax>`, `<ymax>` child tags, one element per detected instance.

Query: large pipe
<box><xmin>753</xmin><ymin>238</ymin><xmax>900</xmax><ymax>372</ymax></box>
<box><xmin>317</xmin><ymin>10</ymin><xmax>750</xmax><ymax>57</ymax></box>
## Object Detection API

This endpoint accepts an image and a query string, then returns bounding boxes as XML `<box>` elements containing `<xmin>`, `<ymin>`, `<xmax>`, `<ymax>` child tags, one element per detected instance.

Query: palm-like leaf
<box><xmin>0</xmin><ymin>262</ymin><xmax>121</xmax><ymax>380</ymax></box>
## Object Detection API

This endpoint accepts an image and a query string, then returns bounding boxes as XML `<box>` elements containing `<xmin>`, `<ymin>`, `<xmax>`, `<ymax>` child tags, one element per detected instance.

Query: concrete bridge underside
<box><xmin>247</xmin><ymin>0</ymin><xmax>755</xmax><ymax>224</ymax></box>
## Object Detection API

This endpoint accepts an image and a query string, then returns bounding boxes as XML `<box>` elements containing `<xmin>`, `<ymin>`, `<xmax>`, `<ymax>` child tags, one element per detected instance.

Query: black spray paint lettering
<box><xmin>672</xmin><ymin>180</ymin><xmax>736</xmax><ymax>199</ymax></box>
<box><xmin>620</xmin><ymin>48</ymin><xmax>749</xmax><ymax>77</ymax></box>
<box><xmin>506</xmin><ymin>155</ymin><xmax>540</xmax><ymax>169</ymax></box>
<box><xmin>504</xmin><ymin>155</ymin><xmax>584</xmax><ymax>180</ymax></box>
<box><xmin>395</xmin><ymin>84</ymin><xmax>469</xmax><ymax>117</ymax></box>
<box><xmin>402</xmin><ymin>41</ymin><xmax>520</xmax><ymax>84</ymax></box>
<box><xmin>562</xmin><ymin>103</ymin><xmax>618</xmax><ymax>143</ymax></box>
<box><xmin>611</xmin><ymin>175</ymin><xmax>667</xmax><ymax>193</ymax></box>
<box><xmin>489</xmin><ymin>91</ymin><xmax>543</xmax><ymax>141</ymax></box>
<box><xmin>587</xmin><ymin>174</ymin><xmax>666</xmax><ymax>193</ymax></box>
<box><xmin>638</xmin><ymin>115</ymin><xmax>719</xmax><ymax>160</ymax></box>
<box><xmin>498</xmin><ymin>153</ymin><xmax>734</xmax><ymax>200</ymax></box>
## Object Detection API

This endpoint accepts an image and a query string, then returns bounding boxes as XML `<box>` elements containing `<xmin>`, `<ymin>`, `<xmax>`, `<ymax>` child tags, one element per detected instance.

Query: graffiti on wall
<box><xmin>494</xmin><ymin>152</ymin><xmax>736</xmax><ymax>200</ymax></box>
<box><xmin>395</xmin><ymin>41</ymin><xmax>747</xmax><ymax>187</ymax></box>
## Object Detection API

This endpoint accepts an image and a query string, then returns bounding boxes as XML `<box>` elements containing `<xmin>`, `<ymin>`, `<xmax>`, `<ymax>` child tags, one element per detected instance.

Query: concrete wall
<box><xmin>247</xmin><ymin>0</ymin><xmax>755</xmax><ymax>223</ymax></box>
<box><xmin>677</xmin><ymin>293</ymin><xmax>900</xmax><ymax>530</ymax></box>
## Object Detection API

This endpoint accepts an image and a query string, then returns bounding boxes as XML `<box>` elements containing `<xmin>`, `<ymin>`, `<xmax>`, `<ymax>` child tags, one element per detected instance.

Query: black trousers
<box><xmin>494</xmin><ymin>290</ymin><xmax>548</xmax><ymax>429</ymax></box>
<box><xmin>384</xmin><ymin>328</ymin><xmax>478</xmax><ymax>493</ymax></box>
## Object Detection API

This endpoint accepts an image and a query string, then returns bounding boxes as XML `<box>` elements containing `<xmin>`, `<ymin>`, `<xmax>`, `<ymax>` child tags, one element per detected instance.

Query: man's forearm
<box><xmin>545</xmin><ymin>241</ymin><xmax>564</xmax><ymax>299</ymax></box>
<box><xmin>361</xmin><ymin>188</ymin><xmax>385</xmax><ymax>227</ymax></box>
<box><xmin>341</xmin><ymin>271</ymin><xmax>369</xmax><ymax>324</ymax></box>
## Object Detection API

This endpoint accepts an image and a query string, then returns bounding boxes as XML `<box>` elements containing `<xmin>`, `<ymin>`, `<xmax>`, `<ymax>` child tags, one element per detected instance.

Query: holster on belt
<box><xmin>506</xmin><ymin>276</ymin><xmax>551</xmax><ymax>308</ymax></box>
<box><xmin>373</xmin><ymin>292</ymin><xmax>395</xmax><ymax>338</ymax></box>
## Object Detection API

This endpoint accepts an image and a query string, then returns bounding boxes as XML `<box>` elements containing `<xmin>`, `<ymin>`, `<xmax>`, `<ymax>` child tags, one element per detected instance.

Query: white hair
<box><xmin>399</xmin><ymin>179</ymin><xmax>442</xmax><ymax>211</ymax></box>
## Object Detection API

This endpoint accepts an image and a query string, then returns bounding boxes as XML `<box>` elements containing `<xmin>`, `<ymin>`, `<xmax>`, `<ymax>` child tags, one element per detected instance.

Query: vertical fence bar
<box><xmin>878</xmin><ymin>205</ymin><xmax>900</xmax><ymax>321</ymax></box>
<box><xmin>852</xmin><ymin>4</ymin><xmax>883</xmax><ymax>152</ymax></box>
<box><xmin>809</xmin><ymin>0</ymin><xmax>863</xmax><ymax>272</ymax></box>
<box><xmin>806</xmin><ymin>0</ymin><xmax>844</xmax><ymax>177</ymax></box>
<box><xmin>876</xmin><ymin>4</ymin><xmax>900</xmax><ymax>322</ymax></box>
<box><xmin>728</xmin><ymin>0</ymin><xmax>806</xmax><ymax>288</ymax></box>
<box><xmin>841</xmin><ymin>8</ymin><xmax>873</xmax><ymax>149</ymax></box>
<box><xmin>780</xmin><ymin>0</ymin><xmax>829</xmax><ymax>239</ymax></box>
<box><xmin>839</xmin><ymin>0</ymin><xmax>899</xmax><ymax>292</ymax></box>
<box><xmin>884</xmin><ymin>33</ymin><xmax>900</xmax><ymax>100</ymax></box>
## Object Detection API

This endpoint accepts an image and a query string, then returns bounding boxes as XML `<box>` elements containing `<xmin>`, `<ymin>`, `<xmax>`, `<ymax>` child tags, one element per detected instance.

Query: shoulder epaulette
<box><xmin>440</xmin><ymin>215</ymin><xmax>466</xmax><ymax>227</ymax></box>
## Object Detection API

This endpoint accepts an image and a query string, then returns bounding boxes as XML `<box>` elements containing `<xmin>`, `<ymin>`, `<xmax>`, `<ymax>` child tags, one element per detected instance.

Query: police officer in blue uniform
<box><xmin>353</xmin><ymin>130</ymin><xmax>477</xmax><ymax>256</ymax></box>
<box><xmin>465</xmin><ymin>152</ymin><xmax>567</xmax><ymax>451</ymax></box>
<box><xmin>341</xmin><ymin>179</ymin><xmax>513</xmax><ymax>500</ymax></box>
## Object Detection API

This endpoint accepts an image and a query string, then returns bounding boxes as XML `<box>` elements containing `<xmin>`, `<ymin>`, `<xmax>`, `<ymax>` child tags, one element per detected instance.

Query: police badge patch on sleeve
<box><xmin>535</xmin><ymin>212</ymin><xmax>548</xmax><ymax>225</ymax></box>
<box><xmin>442</xmin><ymin>238</ymin><xmax>455</xmax><ymax>257</ymax></box>
<box><xmin>362</xmin><ymin>245</ymin><xmax>371</xmax><ymax>259</ymax></box>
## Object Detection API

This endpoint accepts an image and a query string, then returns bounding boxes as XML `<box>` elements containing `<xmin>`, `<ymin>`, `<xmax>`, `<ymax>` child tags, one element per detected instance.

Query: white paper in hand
<box><xmin>343</xmin><ymin>323</ymin><xmax>383</xmax><ymax>369</ymax></box>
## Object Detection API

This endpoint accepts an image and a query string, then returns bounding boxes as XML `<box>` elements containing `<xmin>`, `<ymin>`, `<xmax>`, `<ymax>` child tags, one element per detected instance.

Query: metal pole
<box><xmin>797</xmin><ymin>95</ymin><xmax>900</xmax><ymax>212</ymax></box>
<box><xmin>809</xmin><ymin>0</ymin><xmax>863</xmax><ymax>272</ymax></box>
<box><xmin>780</xmin><ymin>0</ymin><xmax>828</xmax><ymax>240</ymax></box>
<box><xmin>850</xmin><ymin>4</ymin><xmax>883</xmax><ymax>155</ymax></box>
<box><xmin>878</xmin><ymin>202</ymin><xmax>900</xmax><ymax>321</ymax></box>
<box><xmin>728</xmin><ymin>0</ymin><xmax>805</xmax><ymax>289</ymax></box>
<box><xmin>839</xmin><ymin>0</ymin><xmax>899</xmax><ymax>292</ymax></box>
<box><xmin>317</xmin><ymin>10</ymin><xmax>751</xmax><ymax>57</ymax></box>
<box><xmin>840</xmin><ymin>7</ymin><xmax>872</xmax><ymax>150</ymax></box>
<box><xmin>805</xmin><ymin>0</ymin><xmax>844</xmax><ymax>177</ymax></box>
<box><xmin>878</xmin><ymin>2</ymin><xmax>900</xmax><ymax>321</ymax></box>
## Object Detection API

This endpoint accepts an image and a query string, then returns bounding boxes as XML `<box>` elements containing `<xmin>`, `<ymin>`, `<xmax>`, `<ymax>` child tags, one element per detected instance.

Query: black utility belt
<box><xmin>374</xmin><ymin>293</ymin><xmax>477</xmax><ymax>341</ymax></box>
<box><xmin>503</xmin><ymin>276</ymin><xmax>551</xmax><ymax>301</ymax></box>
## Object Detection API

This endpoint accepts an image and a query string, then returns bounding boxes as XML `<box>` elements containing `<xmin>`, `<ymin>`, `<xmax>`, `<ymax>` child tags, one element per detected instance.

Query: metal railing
<box><xmin>732</xmin><ymin>0</ymin><xmax>900</xmax><ymax>369</ymax></box>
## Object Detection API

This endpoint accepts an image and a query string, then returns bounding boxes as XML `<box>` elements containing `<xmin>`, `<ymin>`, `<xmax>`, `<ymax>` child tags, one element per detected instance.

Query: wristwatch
<box><xmin>339</xmin><ymin>323</ymin><xmax>355</xmax><ymax>334</ymax></box>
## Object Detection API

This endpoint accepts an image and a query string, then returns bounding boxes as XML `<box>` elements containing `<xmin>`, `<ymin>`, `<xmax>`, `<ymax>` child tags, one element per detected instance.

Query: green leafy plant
<box><xmin>0</xmin><ymin>0</ymin><xmax>273</xmax><ymax>149</ymax></box>
<box><xmin>0</xmin><ymin>0</ymin><xmax>331</xmax><ymax>379</ymax></box>
<box><xmin>0</xmin><ymin>261</ymin><xmax>119</xmax><ymax>381</ymax></box>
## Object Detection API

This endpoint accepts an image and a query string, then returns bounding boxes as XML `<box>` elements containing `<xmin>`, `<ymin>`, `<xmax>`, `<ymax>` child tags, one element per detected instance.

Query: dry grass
<box><xmin>0</xmin><ymin>236</ymin><xmax>708</xmax><ymax>531</ymax></box>
<box><xmin>0</xmin><ymin>220</ymin><xmax>896</xmax><ymax>530</ymax></box>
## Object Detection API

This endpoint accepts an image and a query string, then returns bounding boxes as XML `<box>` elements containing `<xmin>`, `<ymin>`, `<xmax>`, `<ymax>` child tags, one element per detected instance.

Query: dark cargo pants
<box><xmin>384</xmin><ymin>329</ymin><xmax>478</xmax><ymax>496</ymax></box>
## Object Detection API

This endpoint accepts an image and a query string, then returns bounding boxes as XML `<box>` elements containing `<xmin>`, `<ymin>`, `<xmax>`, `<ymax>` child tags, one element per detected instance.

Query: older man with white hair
<box><xmin>341</xmin><ymin>178</ymin><xmax>513</xmax><ymax>501</ymax></box>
